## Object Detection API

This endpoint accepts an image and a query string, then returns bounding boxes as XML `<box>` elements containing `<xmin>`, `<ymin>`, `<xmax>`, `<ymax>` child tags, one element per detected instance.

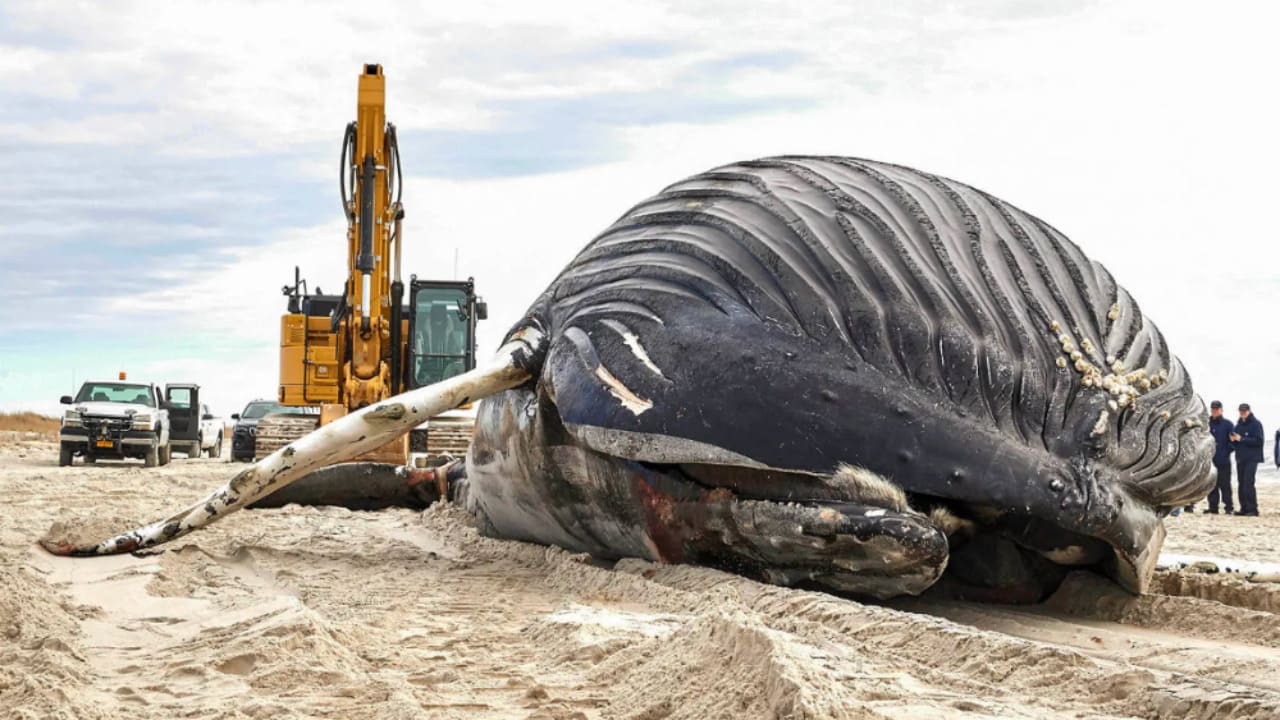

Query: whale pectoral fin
<box><xmin>644</xmin><ymin>490</ymin><xmax>949</xmax><ymax>600</ymax></box>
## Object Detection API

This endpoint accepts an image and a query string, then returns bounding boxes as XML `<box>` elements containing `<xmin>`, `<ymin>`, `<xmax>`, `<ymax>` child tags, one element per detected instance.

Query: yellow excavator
<box><xmin>255</xmin><ymin>64</ymin><xmax>487</xmax><ymax>470</ymax></box>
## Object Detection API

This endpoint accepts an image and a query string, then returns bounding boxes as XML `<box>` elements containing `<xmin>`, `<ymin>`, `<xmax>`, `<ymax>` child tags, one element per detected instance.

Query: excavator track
<box><xmin>256</xmin><ymin>411</ymin><xmax>474</xmax><ymax>465</ymax></box>
<box><xmin>425</xmin><ymin>415</ymin><xmax>475</xmax><ymax>459</ymax></box>
<box><xmin>253</xmin><ymin>413</ymin><xmax>321</xmax><ymax>459</ymax></box>
<box><xmin>248</xmin><ymin>462</ymin><xmax>442</xmax><ymax>510</ymax></box>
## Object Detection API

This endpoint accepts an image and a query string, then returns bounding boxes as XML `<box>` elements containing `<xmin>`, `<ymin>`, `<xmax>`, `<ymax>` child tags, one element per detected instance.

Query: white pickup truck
<box><xmin>59</xmin><ymin>380</ymin><xmax>172</xmax><ymax>466</ymax></box>
<box><xmin>164</xmin><ymin>384</ymin><xmax>223</xmax><ymax>459</ymax></box>
<box><xmin>198</xmin><ymin>405</ymin><xmax>223</xmax><ymax>458</ymax></box>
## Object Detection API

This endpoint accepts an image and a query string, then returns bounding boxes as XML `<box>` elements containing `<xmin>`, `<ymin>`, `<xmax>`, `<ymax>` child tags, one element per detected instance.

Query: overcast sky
<box><xmin>1</xmin><ymin>0</ymin><xmax>1277</xmax><ymax>447</ymax></box>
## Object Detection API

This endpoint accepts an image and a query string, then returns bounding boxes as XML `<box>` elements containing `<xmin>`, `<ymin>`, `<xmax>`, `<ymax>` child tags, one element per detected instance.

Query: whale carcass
<box><xmin>45</xmin><ymin>156</ymin><xmax>1215</xmax><ymax>601</ymax></box>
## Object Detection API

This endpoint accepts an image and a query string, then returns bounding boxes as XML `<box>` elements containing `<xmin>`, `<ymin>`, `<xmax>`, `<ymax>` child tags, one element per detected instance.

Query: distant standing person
<box><xmin>1231</xmin><ymin>403</ymin><xmax>1263</xmax><ymax>517</ymax></box>
<box><xmin>1274</xmin><ymin>428</ymin><xmax>1279</xmax><ymax>469</ymax></box>
<box><xmin>1204</xmin><ymin>400</ymin><xmax>1235</xmax><ymax>514</ymax></box>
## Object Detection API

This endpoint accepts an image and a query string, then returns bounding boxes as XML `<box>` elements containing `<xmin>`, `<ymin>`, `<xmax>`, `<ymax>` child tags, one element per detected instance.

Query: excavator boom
<box><xmin>344</xmin><ymin>63</ymin><xmax>402</xmax><ymax>409</ymax></box>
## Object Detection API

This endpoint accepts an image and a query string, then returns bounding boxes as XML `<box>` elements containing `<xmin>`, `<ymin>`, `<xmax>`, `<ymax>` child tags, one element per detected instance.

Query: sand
<box><xmin>3</xmin><ymin>439</ymin><xmax>1280</xmax><ymax>719</ymax></box>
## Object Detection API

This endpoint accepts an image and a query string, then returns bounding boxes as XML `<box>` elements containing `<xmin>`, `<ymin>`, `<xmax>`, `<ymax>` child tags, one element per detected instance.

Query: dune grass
<box><xmin>0</xmin><ymin>412</ymin><xmax>61</xmax><ymax>438</ymax></box>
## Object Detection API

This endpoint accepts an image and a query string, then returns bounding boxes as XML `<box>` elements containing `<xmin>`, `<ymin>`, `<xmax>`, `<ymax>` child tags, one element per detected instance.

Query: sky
<box><xmin>1</xmin><ymin>0</ymin><xmax>1278</xmax><ymax>451</ymax></box>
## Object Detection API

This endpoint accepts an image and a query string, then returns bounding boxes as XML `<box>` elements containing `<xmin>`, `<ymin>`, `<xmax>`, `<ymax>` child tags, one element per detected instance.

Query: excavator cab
<box><xmin>402</xmin><ymin>276</ymin><xmax>486</xmax><ymax>463</ymax></box>
<box><xmin>405</xmin><ymin>276</ymin><xmax>486</xmax><ymax>390</ymax></box>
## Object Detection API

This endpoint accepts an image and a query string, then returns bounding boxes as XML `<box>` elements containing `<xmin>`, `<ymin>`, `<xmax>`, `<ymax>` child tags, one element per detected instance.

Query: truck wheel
<box><xmin>58</xmin><ymin>446</ymin><xmax>72</xmax><ymax>467</ymax></box>
<box><xmin>212</xmin><ymin>434</ymin><xmax>223</xmax><ymax>459</ymax></box>
<box><xmin>159</xmin><ymin>443</ymin><xmax>171</xmax><ymax>465</ymax></box>
<box><xmin>144</xmin><ymin>445</ymin><xmax>158</xmax><ymax>467</ymax></box>
<box><xmin>84</xmin><ymin>454</ymin><xmax>96</xmax><ymax>464</ymax></box>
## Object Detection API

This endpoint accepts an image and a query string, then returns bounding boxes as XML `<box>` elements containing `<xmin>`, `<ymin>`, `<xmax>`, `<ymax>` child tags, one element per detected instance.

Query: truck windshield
<box><xmin>412</xmin><ymin>288</ymin><xmax>469</xmax><ymax>386</ymax></box>
<box><xmin>75</xmin><ymin>383</ymin><xmax>154</xmax><ymax>407</ymax></box>
<box><xmin>241</xmin><ymin>402</ymin><xmax>284</xmax><ymax>419</ymax></box>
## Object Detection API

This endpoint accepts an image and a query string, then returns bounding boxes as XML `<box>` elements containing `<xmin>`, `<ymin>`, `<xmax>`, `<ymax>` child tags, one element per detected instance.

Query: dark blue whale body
<box><xmin>464</xmin><ymin>156</ymin><xmax>1214</xmax><ymax>600</ymax></box>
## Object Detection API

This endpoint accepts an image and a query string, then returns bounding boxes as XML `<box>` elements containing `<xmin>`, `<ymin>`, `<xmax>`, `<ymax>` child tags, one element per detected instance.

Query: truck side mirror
<box><xmin>60</xmin><ymin>395</ymin><xmax>72</xmax><ymax>405</ymax></box>
<box><xmin>476</xmin><ymin>301</ymin><xmax>488</xmax><ymax>320</ymax></box>
<box><xmin>231</xmin><ymin>413</ymin><xmax>240</xmax><ymax>420</ymax></box>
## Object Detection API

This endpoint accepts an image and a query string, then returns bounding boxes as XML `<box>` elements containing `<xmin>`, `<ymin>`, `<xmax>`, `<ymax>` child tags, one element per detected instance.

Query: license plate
<box><xmin>96</xmin><ymin>439</ymin><xmax>113</xmax><ymax>448</ymax></box>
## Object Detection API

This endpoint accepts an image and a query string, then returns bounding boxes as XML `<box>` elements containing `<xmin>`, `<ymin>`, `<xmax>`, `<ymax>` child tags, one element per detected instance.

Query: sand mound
<box><xmin>1153</xmin><ymin>570</ymin><xmax>1280</xmax><ymax>614</ymax></box>
<box><xmin>40</xmin><ymin>514</ymin><xmax>148</xmax><ymax>553</ymax></box>
<box><xmin>593</xmin><ymin>612</ymin><xmax>855</xmax><ymax>719</ymax></box>
<box><xmin>1045</xmin><ymin>571</ymin><xmax>1280</xmax><ymax>647</ymax></box>
<box><xmin>0</xmin><ymin>558</ymin><xmax>108</xmax><ymax>720</ymax></box>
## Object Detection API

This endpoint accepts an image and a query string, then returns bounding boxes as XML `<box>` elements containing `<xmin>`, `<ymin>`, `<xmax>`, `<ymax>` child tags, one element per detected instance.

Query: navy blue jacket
<box><xmin>1274</xmin><ymin>429</ymin><xmax>1279</xmax><ymax>467</ymax></box>
<box><xmin>1208</xmin><ymin>415</ymin><xmax>1235</xmax><ymax>467</ymax></box>
<box><xmin>1233</xmin><ymin>414</ymin><xmax>1265</xmax><ymax>464</ymax></box>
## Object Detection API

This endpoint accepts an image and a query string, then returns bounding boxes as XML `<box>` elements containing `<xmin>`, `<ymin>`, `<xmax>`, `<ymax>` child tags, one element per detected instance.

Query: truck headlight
<box><xmin>62</xmin><ymin>411</ymin><xmax>82</xmax><ymax>427</ymax></box>
<box><xmin>131</xmin><ymin>414</ymin><xmax>155</xmax><ymax>430</ymax></box>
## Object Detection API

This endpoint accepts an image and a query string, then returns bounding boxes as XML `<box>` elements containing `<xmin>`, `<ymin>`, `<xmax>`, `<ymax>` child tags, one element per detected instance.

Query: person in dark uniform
<box><xmin>1231</xmin><ymin>403</ymin><xmax>1264</xmax><ymax>517</ymax></box>
<box><xmin>1205</xmin><ymin>400</ymin><xmax>1235</xmax><ymax>514</ymax></box>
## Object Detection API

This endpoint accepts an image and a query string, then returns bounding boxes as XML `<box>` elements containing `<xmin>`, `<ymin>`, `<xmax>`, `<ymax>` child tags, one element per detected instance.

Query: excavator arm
<box><xmin>341</xmin><ymin>63</ymin><xmax>404</xmax><ymax>409</ymax></box>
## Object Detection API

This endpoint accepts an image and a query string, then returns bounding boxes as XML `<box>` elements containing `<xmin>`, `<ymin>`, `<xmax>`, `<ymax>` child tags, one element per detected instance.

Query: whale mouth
<box><xmin>667</xmin><ymin>461</ymin><xmax>1163</xmax><ymax>603</ymax></box>
<box><xmin>649</xmin><ymin>492</ymin><xmax>952</xmax><ymax>600</ymax></box>
<box><xmin>901</xmin><ymin>493</ymin><xmax>1162</xmax><ymax>603</ymax></box>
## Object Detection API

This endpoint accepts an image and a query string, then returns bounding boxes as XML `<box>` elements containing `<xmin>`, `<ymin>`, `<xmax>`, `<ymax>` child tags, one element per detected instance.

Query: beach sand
<box><xmin>3</xmin><ymin>440</ymin><xmax>1279</xmax><ymax>719</ymax></box>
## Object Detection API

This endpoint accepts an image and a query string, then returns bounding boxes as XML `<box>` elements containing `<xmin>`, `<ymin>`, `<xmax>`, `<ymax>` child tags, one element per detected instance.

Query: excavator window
<box><xmin>411</xmin><ymin>287</ymin><xmax>470</xmax><ymax>387</ymax></box>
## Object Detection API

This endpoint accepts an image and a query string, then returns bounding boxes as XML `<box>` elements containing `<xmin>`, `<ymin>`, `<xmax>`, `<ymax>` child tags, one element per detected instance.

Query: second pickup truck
<box><xmin>165</xmin><ymin>383</ymin><xmax>223</xmax><ymax>459</ymax></box>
